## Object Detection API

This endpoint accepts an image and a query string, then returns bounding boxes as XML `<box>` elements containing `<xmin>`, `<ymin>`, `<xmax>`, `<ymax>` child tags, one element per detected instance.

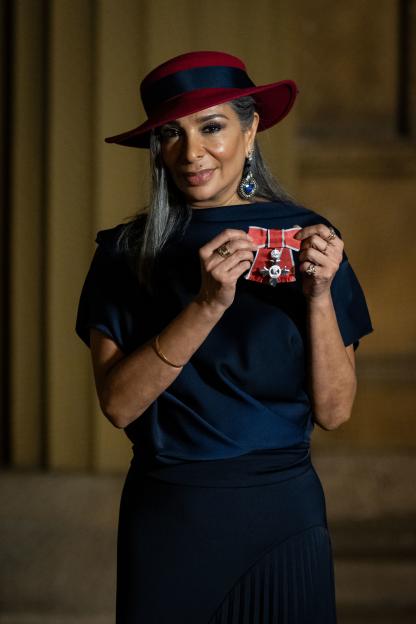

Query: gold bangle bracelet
<box><xmin>152</xmin><ymin>335</ymin><xmax>185</xmax><ymax>369</ymax></box>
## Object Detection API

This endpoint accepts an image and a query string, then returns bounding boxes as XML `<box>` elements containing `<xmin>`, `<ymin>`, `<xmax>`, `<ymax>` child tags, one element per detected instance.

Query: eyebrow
<box><xmin>161</xmin><ymin>113</ymin><xmax>229</xmax><ymax>128</ymax></box>
<box><xmin>194</xmin><ymin>113</ymin><xmax>229</xmax><ymax>122</ymax></box>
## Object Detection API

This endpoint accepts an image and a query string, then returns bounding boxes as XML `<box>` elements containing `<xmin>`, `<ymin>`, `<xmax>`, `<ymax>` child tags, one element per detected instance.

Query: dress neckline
<box><xmin>189</xmin><ymin>200</ymin><xmax>304</xmax><ymax>222</ymax></box>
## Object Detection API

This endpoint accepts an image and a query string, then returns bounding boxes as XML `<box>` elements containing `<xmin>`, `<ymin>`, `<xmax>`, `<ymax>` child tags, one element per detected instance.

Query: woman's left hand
<box><xmin>295</xmin><ymin>224</ymin><xmax>344</xmax><ymax>299</ymax></box>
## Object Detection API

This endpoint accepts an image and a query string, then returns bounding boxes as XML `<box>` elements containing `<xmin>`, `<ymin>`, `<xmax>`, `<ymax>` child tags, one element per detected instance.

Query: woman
<box><xmin>76</xmin><ymin>51</ymin><xmax>373</xmax><ymax>623</ymax></box>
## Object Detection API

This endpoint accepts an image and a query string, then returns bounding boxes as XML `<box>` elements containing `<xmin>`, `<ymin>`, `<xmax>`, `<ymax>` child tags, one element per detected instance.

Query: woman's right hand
<box><xmin>196</xmin><ymin>229</ymin><xmax>258</xmax><ymax>312</ymax></box>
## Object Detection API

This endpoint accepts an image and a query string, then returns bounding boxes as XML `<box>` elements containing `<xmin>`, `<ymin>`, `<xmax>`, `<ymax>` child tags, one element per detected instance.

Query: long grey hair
<box><xmin>117</xmin><ymin>96</ymin><xmax>293</xmax><ymax>290</ymax></box>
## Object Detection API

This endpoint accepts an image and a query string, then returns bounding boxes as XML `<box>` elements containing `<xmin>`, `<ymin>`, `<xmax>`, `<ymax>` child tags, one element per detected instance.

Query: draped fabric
<box><xmin>75</xmin><ymin>200</ymin><xmax>373</xmax><ymax>474</ymax></box>
<box><xmin>73</xmin><ymin>199</ymin><xmax>373</xmax><ymax>622</ymax></box>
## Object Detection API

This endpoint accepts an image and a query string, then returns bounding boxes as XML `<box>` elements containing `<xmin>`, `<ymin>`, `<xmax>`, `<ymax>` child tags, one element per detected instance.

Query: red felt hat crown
<box><xmin>104</xmin><ymin>51</ymin><xmax>298</xmax><ymax>148</ymax></box>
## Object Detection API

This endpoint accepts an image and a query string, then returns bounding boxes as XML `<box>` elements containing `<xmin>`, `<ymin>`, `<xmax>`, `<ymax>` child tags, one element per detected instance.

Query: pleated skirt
<box><xmin>116</xmin><ymin>446</ymin><xmax>337</xmax><ymax>623</ymax></box>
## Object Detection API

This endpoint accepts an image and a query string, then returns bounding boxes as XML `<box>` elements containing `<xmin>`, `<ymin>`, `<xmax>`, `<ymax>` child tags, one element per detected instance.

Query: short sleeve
<box><xmin>330</xmin><ymin>254</ymin><xmax>373</xmax><ymax>350</ymax></box>
<box><xmin>75</xmin><ymin>229</ymin><xmax>137</xmax><ymax>351</ymax></box>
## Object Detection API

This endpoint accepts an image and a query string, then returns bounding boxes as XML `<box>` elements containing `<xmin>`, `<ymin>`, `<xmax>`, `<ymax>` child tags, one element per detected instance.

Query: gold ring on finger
<box><xmin>215</xmin><ymin>243</ymin><xmax>232</xmax><ymax>258</ymax></box>
<box><xmin>325</xmin><ymin>227</ymin><xmax>336</xmax><ymax>242</ymax></box>
<box><xmin>306</xmin><ymin>262</ymin><xmax>317</xmax><ymax>277</ymax></box>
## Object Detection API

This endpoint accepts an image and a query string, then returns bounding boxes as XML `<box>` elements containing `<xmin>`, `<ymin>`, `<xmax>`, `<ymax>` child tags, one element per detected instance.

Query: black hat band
<box><xmin>142</xmin><ymin>65</ymin><xmax>255</xmax><ymax>113</ymax></box>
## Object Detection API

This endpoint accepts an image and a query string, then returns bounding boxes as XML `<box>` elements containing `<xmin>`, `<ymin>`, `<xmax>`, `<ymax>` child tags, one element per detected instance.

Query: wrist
<box><xmin>306</xmin><ymin>290</ymin><xmax>333</xmax><ymax>310</ymax></box>
<box><xmin>191</xmin><ymin>297</ymin><xmax>226</xmax><ymax>323</ymax></box>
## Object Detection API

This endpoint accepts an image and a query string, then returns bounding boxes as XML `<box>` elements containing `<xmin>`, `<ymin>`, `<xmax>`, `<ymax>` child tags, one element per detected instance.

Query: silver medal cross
<box><xmin>259</xmin><ymin>248</ymin><xmax>290</xmax><ymax>286</ymax></box>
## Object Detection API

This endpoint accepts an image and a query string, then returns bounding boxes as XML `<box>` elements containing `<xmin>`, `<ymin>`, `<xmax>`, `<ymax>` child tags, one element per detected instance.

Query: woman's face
<box><xmin>159</xmin><ymin>103</ymin><xmax>259</xmax><ymax>208</ymax></box>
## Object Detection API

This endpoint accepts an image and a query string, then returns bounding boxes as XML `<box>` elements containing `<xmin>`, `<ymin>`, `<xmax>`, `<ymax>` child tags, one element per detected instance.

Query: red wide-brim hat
<box><xmin>105</xmin><ymin>51</ymin><xmax>298</xmax><ymax>149</ymax></box>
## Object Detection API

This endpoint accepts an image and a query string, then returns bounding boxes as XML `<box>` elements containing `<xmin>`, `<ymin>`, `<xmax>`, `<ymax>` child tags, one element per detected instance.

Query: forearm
<box><xmin>307</xmin><ymin>292</ymin><xmax>357</xmax><ymax>430</ymax></box>
<box><xmin>100</xmin><ymin>300</ymin><xmax>224</xmax><ymax>428</ymax></box>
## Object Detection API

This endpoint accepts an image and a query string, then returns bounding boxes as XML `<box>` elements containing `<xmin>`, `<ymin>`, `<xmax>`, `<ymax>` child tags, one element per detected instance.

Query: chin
<box><xmin>183</xmin><ymin>187</ymin><xmax>219</xmax><ymax>205</ymax></box>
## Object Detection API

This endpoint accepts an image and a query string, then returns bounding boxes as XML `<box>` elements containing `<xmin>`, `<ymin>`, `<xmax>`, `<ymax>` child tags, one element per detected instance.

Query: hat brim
<box><xmin>104</xmin><ymin>80</ymin><xmax>298</xmax><ymax>148</ymax></box>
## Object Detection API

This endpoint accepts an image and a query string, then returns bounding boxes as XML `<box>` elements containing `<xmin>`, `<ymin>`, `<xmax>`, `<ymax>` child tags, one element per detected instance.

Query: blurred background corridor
<box><xmin>1</xmin><ymin>1</ymin><xmax>415</xmax><ymax>622</ymax></box>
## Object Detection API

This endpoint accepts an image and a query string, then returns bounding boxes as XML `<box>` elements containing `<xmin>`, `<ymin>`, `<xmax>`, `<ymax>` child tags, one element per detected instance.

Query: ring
<box><xmin>326</xmin><ymin>227</ymin><xmax>336</xmax><ymax>241</ymax></box>
<box><xmin>215</xmin><ymin>243</ymin><xmax>232</xmax><ymax>258</ymax></box>
<box><xmin>306</xmin><ymin>263</ymin><xmax>317</xmax><ymax>276</ymax></box>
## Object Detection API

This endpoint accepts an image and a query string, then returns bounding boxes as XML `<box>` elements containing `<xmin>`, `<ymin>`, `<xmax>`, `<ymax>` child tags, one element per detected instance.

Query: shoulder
<box><xmin>95</xmin><ymin>223</ymin><xmax>128</xmax><ymax>255</ymax></box>
<box><xmin>95</xmin><ymin>214</ymin><xmax>147</xmax><ymax>257</ymax></box>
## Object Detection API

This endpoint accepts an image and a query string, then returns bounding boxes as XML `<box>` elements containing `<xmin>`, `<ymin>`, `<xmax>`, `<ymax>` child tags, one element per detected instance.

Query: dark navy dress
<box><xmin>76</xmin><ymin>200</ymin><xmax>373</xmax><ymax>623</ymax></box>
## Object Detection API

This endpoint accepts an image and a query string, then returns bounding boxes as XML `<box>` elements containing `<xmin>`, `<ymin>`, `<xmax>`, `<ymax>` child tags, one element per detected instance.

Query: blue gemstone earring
<box><xmin>238</xmin><ymin>150</ymin><xmax>257</xmax><ymax>200</ymax></box>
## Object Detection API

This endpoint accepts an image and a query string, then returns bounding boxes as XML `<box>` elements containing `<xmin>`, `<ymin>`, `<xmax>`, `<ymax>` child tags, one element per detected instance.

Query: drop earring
<box><xmin>238</xmin><ymin>150</ymin><xmax>257</xmax><ymax>200</ymax></box>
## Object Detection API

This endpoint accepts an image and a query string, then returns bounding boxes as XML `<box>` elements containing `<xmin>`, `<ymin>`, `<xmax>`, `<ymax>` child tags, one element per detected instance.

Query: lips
<box><xmin>183</xmin><ymin>169</ymin><xmax>215</xmax><ymax>186</ymax></box>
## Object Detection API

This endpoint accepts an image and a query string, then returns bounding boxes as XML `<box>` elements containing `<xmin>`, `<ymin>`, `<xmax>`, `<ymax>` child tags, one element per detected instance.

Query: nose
<box><xmin>181</xmin><ymin>130</ymin><xmax>205</xmax><ymax>163</ymax></box>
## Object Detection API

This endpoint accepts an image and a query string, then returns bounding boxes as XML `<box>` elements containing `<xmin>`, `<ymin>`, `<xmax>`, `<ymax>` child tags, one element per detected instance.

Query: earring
<box><xmin>238</xmin><ymin>150</ymin><xmax>257</xmax><ymax>200</ymax></box>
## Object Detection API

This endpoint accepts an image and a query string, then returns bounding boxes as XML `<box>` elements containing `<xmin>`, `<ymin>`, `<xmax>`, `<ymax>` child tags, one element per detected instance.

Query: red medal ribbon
<box><xmin>245</xmin><ymin>226</ymin><xmax>301</xmax><ymax>285</ymax></box>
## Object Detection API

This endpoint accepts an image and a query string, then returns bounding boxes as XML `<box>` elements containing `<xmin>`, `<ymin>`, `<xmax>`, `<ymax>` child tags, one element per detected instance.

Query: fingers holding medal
<box><xmin>215</xmin><ymin>242</ymin><xmax>233</xmax><ymax>258</ymax></box>
<box><xmin>197</xmin><ymin>229</ymin><xmax>258</xmax><ymax>311</ymax></box>
<box><xmin>294</xmin><ymin>224</ymin><xmax>343</xmax><ymax>297</ymax></box>
<box><xmin>208</xmin><ymin>231</ymin><xmax>257</xmax><ymax>276</ymax></box>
